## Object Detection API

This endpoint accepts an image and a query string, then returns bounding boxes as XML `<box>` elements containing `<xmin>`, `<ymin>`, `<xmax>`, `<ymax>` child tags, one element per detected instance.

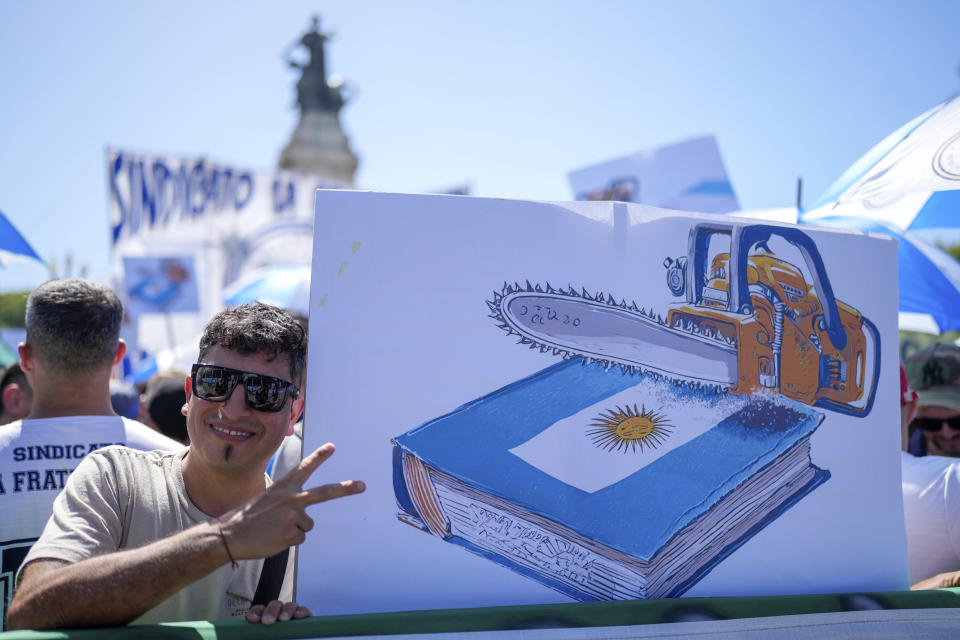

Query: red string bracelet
<box><xmin>217</xmin><ymin>518</ymin><xmax>239</xmax><ymax>569</ymax></box>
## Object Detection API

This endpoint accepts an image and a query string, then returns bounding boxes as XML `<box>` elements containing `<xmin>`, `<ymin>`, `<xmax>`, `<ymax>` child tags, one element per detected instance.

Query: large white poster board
<box><xmin>299</xmin><ymin>190</ymin><xmax>906</xmax><ymax>615</ymax></box>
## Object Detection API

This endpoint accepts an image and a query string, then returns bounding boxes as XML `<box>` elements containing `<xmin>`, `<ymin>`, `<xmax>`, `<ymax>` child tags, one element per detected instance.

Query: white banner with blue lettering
<box><xmin>108</xmin><ymin>148</ymin><xmax>344</xmax><ymax>353</ymax></box>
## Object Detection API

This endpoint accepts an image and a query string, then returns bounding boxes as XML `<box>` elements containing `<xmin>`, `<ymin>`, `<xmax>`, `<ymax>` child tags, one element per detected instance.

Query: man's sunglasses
<box><xmin>911</xmin><ymin>416</ymin><xmax>960</xmax><ymax>432</ymax></box>
<box><xmin>190</xmin><ymin>364</ymin><xmax>299</xmax><ymax>413</ymax></box>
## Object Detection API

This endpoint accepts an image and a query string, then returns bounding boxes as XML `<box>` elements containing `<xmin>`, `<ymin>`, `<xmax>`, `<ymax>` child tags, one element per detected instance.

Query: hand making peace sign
<box><xmin>220</xmin><ymin>443</ymin><xmax>366</xmax><ymax>560</ymax></box>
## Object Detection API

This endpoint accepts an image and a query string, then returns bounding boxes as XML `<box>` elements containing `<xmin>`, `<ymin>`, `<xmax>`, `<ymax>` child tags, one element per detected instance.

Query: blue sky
<box><xmin>2</xmin><ymin>0</ymin><xmax>959</xmax><ymax>292</ymax></box>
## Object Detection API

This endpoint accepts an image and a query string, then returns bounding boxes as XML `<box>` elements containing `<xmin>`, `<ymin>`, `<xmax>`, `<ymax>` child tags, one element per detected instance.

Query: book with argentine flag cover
<box><xmin>392</xmin><ymin>358</ymin><xmax>828</xmax><ymax>600</ymax></box>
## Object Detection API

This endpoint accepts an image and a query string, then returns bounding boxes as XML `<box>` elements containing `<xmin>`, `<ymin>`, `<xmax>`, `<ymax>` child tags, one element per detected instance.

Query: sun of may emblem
<box><xmin>587</xmin><ymin>404</ymin><xmax>673</xmax><ymax>453</ymax></box>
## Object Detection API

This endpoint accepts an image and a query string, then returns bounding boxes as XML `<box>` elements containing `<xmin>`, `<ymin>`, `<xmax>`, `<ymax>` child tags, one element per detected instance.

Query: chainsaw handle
<box><xmin>737</xmin><ymin>225</ymin><xmax>847</xmax><ymax>351</ymax></box>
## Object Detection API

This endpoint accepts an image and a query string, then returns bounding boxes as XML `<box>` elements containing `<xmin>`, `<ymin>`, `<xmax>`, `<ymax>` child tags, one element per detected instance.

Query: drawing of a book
<box><xmin>392</xmin><ymin>359</ymin><xmax>828</xmax><ymax>600</ymax></box>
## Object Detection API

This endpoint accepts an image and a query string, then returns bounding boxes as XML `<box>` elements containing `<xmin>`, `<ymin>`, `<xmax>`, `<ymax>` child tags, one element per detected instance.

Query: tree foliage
<box><xmin>0</xmin><ymin>291</ymin><xmax>29</xmax><ymax>328</ymax></box>
<box><xmin>946</xmin><ymin>243</ymin><xmax>960</xmax><ymax>262</ymax></box>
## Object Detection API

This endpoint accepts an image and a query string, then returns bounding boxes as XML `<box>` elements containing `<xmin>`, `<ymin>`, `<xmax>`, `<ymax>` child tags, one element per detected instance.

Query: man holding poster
<box><xmin>8</xmin><ymin>303</ymin><xmax>366</xmax><ymax>629</ymax></box>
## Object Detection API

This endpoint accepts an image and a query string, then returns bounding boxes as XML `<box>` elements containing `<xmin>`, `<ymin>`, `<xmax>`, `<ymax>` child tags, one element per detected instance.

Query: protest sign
<box><xmin>568</xmin><ymin>136</ymin><xmax>739</xmax><ymax>213</ymax></box>
<box><xmin>299</xmin><ymin>190</ymin><xmax>905</xmax><ymax>614</ymax></box>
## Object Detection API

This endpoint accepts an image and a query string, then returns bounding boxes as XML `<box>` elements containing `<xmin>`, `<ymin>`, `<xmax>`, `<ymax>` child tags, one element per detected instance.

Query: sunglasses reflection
<box><xmin>191</xmin><ymin>364</ymin><xmax>299</xmax><ymax>413</ymax></box>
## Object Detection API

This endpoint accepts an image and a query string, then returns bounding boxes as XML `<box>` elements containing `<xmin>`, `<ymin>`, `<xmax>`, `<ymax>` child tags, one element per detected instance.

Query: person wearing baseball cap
<box><xmin>900</xmin><ymin>358</ymin><xmax>960</xmax><ymax>588</ymax></box>
<box><xmin>904</xmin><ymin>344</ymin><xmax>960</xmax><ymax>458</ymax></box>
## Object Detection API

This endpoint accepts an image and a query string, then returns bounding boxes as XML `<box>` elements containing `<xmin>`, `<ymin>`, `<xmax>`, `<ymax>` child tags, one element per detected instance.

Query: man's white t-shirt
<box><xmin>20</xmin><ymin>446</ymin><xmax>294</xmax><ymax>624</ymax></box>
<box><xmin>0</xmin><ymin>416</ymin><xmax>181</xmax><ymax>629</ymax></box>
<box><xmin>901</xmin><ymin>451</ymin><xmax>960</xmax><ymax>584</ymax></box>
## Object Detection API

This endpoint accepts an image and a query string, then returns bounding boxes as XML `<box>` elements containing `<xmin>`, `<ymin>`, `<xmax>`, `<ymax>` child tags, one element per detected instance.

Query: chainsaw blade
<box><xmin>488</xmin><ymin>282</ymin><xmax>738</xmax><ymax>390</ymax></box>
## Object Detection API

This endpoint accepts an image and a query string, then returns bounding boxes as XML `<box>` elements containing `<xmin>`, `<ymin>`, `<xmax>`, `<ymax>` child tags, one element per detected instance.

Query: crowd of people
<box><xmin>1</xmin><ymin>276</ymin><xmax>959</xmax><ymax>630</ymax></box>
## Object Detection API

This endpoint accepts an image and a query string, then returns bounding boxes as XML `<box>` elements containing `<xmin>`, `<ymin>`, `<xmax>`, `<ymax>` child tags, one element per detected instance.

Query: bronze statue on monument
<box><xmin>287</xmin><ymin>16</ymin><xmax>346</xmax><ymax>114</ymax></box>
<box><xmin>278</xmin><ymin>15</ymin><xmax>358</xmax><ymax>184</ymax></box>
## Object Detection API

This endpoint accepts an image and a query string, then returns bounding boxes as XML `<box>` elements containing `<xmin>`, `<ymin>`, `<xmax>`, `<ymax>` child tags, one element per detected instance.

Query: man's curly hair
<box><xmin>198</xmin><ymin>303</ymin><xmax>307</xmax><ymax>384</ymax></box>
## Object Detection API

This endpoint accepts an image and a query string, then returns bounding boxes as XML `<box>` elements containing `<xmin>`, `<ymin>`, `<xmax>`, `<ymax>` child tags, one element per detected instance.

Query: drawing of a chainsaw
<box><xmin>488</xmin><ymin>223</ymin><xmax>880</xmax><ymax>417</ymax></box>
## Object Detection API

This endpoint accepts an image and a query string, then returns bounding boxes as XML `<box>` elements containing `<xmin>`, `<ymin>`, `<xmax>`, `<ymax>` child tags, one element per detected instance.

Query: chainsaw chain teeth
<box><xmin>487</xmin><ymin>281</ymin><xmax>732</xmax><ymax>394</ymax></box>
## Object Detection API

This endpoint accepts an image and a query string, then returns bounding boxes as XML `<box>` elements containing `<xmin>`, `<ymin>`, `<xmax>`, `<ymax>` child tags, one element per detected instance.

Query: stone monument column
<box><xmin>278</xmin><ymin>16</ymin><xmax>359</xmax><ymax>185</ymax></box>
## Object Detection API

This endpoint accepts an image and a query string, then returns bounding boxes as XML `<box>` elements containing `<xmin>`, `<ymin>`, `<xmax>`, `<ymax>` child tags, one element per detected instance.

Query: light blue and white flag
<box><xmin>802</xmin><ymin>94</ymin><xmax>960</xmax><ymax>232</ymax></box>
<box><xmin>510</xmin><ymin>377</ymin><xmax>752</xmax><ymax>493</ymax></box>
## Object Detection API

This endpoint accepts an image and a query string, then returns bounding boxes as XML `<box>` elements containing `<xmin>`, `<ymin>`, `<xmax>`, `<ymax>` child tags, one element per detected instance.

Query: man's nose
<box><xmin>939</xmin><ymin>421</ymin><xmax>959</xmax><ymax>437</ymax></box>
<box><xmin>219</xmin><ymin>384</ymin><xmax>251</xmax><ymax>417</ymax></box>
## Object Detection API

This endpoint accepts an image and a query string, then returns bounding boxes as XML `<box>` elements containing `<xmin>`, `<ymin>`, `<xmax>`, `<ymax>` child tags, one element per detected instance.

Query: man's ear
<box><xmin>3</xmin><ymin>384</ymin><xmax>30</xmax><ymax>420</ymax></box>
<box><xmin>17</xmin><ymin>342</ymin><xmax>32</xmax><ymax>373</ymax></box>
<box><xmin>112</xmin><ymin>339</ymin><xmax>127</xmax><ymax>366</ymax></box>
<box><xmin>2</xmin><ymin>385</ymin><xmax>17</xmax><ymax>414</ymax></box>
<box><xmin>287</xmin><ymin>396</ymin><xmax>305</xmax><ymax>436</ymax></box>
<box><xmin>181</xmin><ymin>374</ymin><xmax>192</xmax><ymax>417</ymax></box>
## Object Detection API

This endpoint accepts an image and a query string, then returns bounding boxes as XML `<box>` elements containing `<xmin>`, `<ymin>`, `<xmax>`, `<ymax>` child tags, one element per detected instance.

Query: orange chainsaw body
<box><xmin>662</xmin><ymin>223</ymin><xmax>878</xmax><ymax>416</ymax></box>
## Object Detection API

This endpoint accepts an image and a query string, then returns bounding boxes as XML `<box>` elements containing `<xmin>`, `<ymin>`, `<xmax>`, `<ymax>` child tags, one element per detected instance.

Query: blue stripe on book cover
<box><xmin>393</xmin><ymin>359</ymin><xmax>825</xmax><ymax>561</ymax></box>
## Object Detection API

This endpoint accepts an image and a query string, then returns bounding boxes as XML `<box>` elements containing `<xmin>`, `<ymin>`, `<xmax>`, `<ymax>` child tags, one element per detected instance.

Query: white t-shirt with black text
<box><xmin>0</xmin><ymin>416</ymin><xmax>181</xmax><ymax>629</ymax></box>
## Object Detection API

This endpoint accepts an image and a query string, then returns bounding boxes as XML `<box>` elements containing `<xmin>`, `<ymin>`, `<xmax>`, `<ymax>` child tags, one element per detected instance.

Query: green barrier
<box><xmin>3</xmin><ymin>588</ymin><xmax>960</xmax><ymax>640</ymax></box>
